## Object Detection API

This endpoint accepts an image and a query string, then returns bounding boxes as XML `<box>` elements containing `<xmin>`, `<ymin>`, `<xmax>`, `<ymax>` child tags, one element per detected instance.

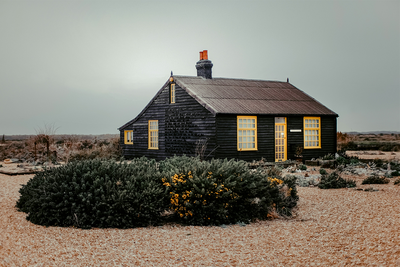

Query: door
<box><xmin>275</xmin><ymin>117</ymin><xmax>287</xmax><ymax>162</ymax></box>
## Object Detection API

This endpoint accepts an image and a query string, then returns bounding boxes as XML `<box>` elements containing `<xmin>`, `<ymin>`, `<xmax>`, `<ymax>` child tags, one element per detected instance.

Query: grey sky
<box><xmin>0</xmin><ymin>0</ymin><xmax>399</xmax><ymax>135</ymax></box>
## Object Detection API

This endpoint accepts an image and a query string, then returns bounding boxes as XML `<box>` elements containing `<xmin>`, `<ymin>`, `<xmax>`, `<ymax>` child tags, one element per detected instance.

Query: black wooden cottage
<box><xmin>119</xmin><ymin>50</ymin><xmax>338</xmax><ymax>162</ymax></box>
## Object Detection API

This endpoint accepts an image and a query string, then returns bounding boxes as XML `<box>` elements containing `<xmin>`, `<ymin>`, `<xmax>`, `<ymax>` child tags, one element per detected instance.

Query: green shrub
<box><xmin>339</xmin><ymin>141</ymin><xmax>358</xmax><ymax>151</ymax></box>
<box><xmin>379</xmin><ymin>143</ymin><xmax>399</xmax><ymax>152</ymax></box>
<box><xmin>263</xmin><ymin>165</ymin><xmax>283</xmax><ymax>177</ymax></box>
<box><xmin>16</xmin><ymin>158</ymin><xmax>169</xmax><ymax>229</ymax></box>
<box><xmin>17</xmin><ymin>156</ymin><xmax>299</xmax><ymax>228</ymax></box>
<box><xmin>159</xmin><ymin>156</ymin><xmax>298</xmax><ymax>226</ymax></box>
<box><xmin>318</xmin><ymin>172</ymin><xmax>356</xmax><ymax>189</ymax></box>
<box><xmin>336</xmin><ymin>153</ymin><xmax>359</xmax><ymax>166</ymax></box>
<box><xmin>391</xmin><ymin>170</ymin><xmax>400</xmax><ymax>177</ymax></box>
<box><xmin>372</xmin><ymin>159</ymin><xmax>384</xmax><ymax>168</ymax></box>
<box><xmin>299</xmin><ymin>164</ymin><xmax>307</xmax><ymax>171</ymax></box>
<box><xmin>319</xmin><ymin>168</ymin><xmax>327</xmax><ymax>175</ymax></box>
<box><xmin>321</xmin><ymin>154</ymin><xmax>335</xmax><ymax>160</ymax></box>
<box><xmin>390</xmin><ymin>162</ymin><xmax>400</xmax><ymax>172</ymax></box>
<box><xmin>361</xmin><ymin>175</ymin><xmax>390</xmax><ymax>185</ymax></box>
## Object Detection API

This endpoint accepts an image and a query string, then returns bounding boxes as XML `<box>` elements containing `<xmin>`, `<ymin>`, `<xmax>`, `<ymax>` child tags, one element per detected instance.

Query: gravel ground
<box><xmin>1</xmin><ymin>170</ymin><xmax>400</xmax><ymax>266</ymax></box>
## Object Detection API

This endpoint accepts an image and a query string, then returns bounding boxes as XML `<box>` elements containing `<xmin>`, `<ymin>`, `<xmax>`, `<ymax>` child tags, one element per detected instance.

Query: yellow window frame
<box><xmin>170</xmin><ymin>84</ymin><xmax>175</xmax><ymax>104</ymax></box>
<box><xmin>148</xmin><ymin>120</ymin><xmax>159</xmax><ymax>149</ymax></box>
<box><xmin>304</xmin><ymin>117</ymin><xmax>321</xmax><ymax>149</ymax></box>
<box><xmin>124</xmin><ymin>130</ymin><xmax>133</xmax><ymax>145</ymax></box>
<box><xmin>237</xmin><ymin>116</ymin><xmax>257</xmax><ymax>151</ymax></box>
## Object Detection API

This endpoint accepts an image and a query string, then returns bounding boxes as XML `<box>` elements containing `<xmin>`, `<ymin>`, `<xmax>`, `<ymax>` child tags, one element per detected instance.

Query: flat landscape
<box><xmin>1</xmin><ymin>152</ymin><xmax>399</xmax><ymax>266</ymax></box>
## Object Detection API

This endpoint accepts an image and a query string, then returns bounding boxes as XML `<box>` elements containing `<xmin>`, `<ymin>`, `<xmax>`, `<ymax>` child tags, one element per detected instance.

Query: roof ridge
<box><xmin>174</xmin><ymin>75</ymin><xmax>288</xmax><ymax>83</ymax></box>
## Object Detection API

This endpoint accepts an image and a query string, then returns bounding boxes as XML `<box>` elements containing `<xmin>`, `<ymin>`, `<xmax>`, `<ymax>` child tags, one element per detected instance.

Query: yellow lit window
<box><xmin>170</xmin><ymin>84</ymin><xmax>175</xmax><ymax>104</ymax></box>
<box><xmin>304</xmin><ymin>117</ymin><xmax>321</xmax><ymax>148</ymax></box>
<box><xmin>124</xmin><ymin>130</ymin><xmax>133</xmax><ymax>144</ymax></box>
<box><xmin>237</xmin><ymin>116</ymin><xmax>257</xmax><ymax>151</ymax></box>
<box><xmin>148</xmin><ymin>120</ymin><xmax>159</xmax><ymax>149</ymax></box>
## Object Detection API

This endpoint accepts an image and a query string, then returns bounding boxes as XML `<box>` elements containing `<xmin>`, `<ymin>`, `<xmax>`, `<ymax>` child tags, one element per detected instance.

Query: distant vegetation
<box><xmin>337</xmin><ymin>132</ymin><xmax>400</xmax><ymax>152</ymax></box>
<box><xmin>0</xmin><ymin>134</ymin><xmax>121</xmax><ymax>163</ymax></box>
<box><xmin>1</xmin><ymin>134</ymin><xmax>118</xmax><ymax>141</ymax></box>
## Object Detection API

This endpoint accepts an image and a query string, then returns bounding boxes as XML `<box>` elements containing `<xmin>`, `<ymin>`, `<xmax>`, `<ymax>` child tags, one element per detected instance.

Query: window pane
<box><xmin>237</xmin><ymin>116</ymin><xmax>256</xmax><ymax>150</ymax></box>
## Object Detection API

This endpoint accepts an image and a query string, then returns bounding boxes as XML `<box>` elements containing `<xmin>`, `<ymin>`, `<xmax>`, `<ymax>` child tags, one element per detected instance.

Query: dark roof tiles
<box><xmin>175</xmin><ymin>76</ymin><xmax>337</xmax><ymax>116</ymax></box>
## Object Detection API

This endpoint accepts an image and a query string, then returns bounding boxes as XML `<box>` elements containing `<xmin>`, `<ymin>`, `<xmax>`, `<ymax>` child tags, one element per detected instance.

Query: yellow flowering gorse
<box><xmin>162</xmin><ymin>170</ymin><xmax>238</xmax><ymax>220</ymax></box>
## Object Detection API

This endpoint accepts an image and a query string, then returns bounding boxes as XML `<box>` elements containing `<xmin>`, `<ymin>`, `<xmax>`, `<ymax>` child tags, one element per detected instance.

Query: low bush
<box><xmin>159</xmin><ymin>156</ymin><xmax>298</xmax><ymax>225</ymax></box>
<box><xmin>391</xmin><ymin>170</ymin><xmax>400</xmax><ymax>177</ymax></box>
<box><xmin>318</xmin><ymin>172</ymin><xmax>356</xmax><ymax>189</ymax></box>
<box><xmin>336</xmin><ymin>152</ymin><xmax>360</xmax><ymax>166</ymax></box>
<box><xmin>339</xmin><ymin>141</ymin><xmax>358</xmax><ymax>151</ymax></box>
<box><xmin>321</xmin><ymin>153</ymin><xmax>335</xmax><ymax>160</ymax></box>
<box><xmin>379</xmin><ymin>143</ymin><xmax>399</xmax><ymax>152</ymax></box>
<box><xmin>394</xmin><ymin>178</ymin><xmax>400</xmax><ymax>185</ymax></box>
<box><xmin>361</xmin><ymin>175</ymin><xmax>390</xmax><ymax>185</ymax></box>
<box><xmin>319</xmin><ymin>168</ymin><xmax>327</xmax><ymax>175</ymax></box>
<box><xmin>390</xmin><ymin>162</ymin><xmax>400</xmax><ymax>172</ymax></box>
<box><xmin>16</xmin><ymin>158</ymin><xmax>169</xmax><ymax>228</ymax></box>
<box><xmin>372</xmin><ymin>159</ymin><xmax>385</xmax><ymax>168</ymax></box>
<box><xmin>295</xmin><ymin>175</ymin><xmax>320</xmax><ymax>187</ymax></box>
<box><xmin>17</xmin><ymin>156</ymin><xmax>299</xmax><ymax>228</ymax></box>
<box><xmin>299</xmin><ymin>164</ymin><xmax>307</xmax><ymax>171</ymax></box>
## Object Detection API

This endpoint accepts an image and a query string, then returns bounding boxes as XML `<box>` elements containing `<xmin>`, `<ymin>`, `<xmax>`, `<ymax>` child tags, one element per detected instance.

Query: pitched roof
<box><xmin>175</xmin><ymin>76</ymin><xmax>337</xmax><ymax>116</ymax></box>
<box><xmin>119</xmin><ymin>75</ymin><xmax>337</xmax><ymax>130</ymax></box>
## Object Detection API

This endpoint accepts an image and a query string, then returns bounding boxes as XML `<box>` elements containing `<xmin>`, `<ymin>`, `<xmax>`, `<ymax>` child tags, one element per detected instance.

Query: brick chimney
<box><xmin>195</xmin><ymin>50</ymin><xmax>213</xmax><ymax>79</ymax></box>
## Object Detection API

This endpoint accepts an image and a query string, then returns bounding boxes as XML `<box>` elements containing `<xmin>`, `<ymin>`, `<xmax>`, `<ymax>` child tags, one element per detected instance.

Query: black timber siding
<box><xmin>287</xmin><ymin>116</ymin><xmax>337</xmax><ymax>160</ymax></box>
<box><xmin>215</xmin><ymin>114</ymin><xmax>337</xmax><ymax>162</ymax></box>
<box><xmin>215</xmin><ymin>114</ymin><xmax>275</xmax><ymax>162</ymax></box>
<box><xmin>120</xmin><ymin>83</ymin><xmax>216</xmax><ymax>160</ymax></box>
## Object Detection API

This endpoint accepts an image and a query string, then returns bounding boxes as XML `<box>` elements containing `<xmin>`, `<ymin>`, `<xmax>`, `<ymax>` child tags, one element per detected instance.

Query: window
<box><xmin>170</xmin><ymin>84</ymin><xmax>175</xmax><ymax>103</ymax></box>
<box><xmin>148</xmin><ymin>120</ymin><xmax>159</xmax><ymax>149</ymax></box>
<box><xmin>124</xmin><ymin>130</ymin><xmax>133</xmax><ymax>145</ymax></box>
<box><xmin>237</xmin><ymin>116</ymin><xmax>257</xmax><ymax>151</ymax></box>
<box><xmin>304</xmin><ymin>117</ymin><xmax>321</xmax><ymax>148</ymax></box>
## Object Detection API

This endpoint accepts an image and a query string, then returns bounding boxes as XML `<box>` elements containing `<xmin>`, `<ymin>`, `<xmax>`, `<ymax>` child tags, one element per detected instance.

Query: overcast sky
<box><xmin>0</xmin><ymin>0</ymin><xmax>399</xmax><ymax>135</ymax></box>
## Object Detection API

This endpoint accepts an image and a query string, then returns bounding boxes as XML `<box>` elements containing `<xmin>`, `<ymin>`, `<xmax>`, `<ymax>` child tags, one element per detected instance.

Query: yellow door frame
<box><xmin>275</xmin><ymin>117</ymin><xmax>287</xmax><ymax>162</ymax></box>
